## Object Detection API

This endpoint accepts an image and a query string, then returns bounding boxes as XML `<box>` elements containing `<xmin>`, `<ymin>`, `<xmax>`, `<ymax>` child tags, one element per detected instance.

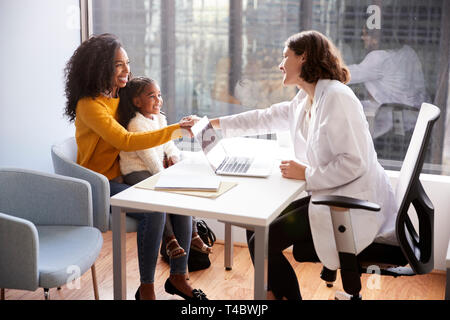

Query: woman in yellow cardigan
<box><xmin>63</xmin><ymin>34</ymin><xmax>207</xmax><ymax>300</ymax></box>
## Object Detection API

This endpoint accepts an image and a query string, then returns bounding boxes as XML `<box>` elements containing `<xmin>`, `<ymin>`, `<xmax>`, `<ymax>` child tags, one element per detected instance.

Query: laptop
<box><xmin>190</xmin><ymin>116</ymin><xmax>274</xmax><ymax>177</ymax></box>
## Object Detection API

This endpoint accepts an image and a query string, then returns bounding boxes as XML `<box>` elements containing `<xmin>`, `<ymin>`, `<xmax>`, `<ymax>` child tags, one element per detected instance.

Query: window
<box><xmin>91</xmin><ymin>0</ymin><xmax>450</xmax><ymax>175</ymax></box>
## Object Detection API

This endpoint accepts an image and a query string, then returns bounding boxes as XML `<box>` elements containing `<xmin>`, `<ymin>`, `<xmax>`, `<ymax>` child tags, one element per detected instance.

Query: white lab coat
<box><xmin>220</xmin><ymin>79</ymin><xmax>398</xmax><ymax>270</ymax></box>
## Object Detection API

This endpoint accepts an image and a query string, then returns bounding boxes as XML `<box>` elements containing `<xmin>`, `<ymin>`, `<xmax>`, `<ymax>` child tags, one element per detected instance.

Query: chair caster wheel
<box><xmin>320</xmin><ymin>267</ymin><xmax>337</xmax><ymax>288</ymax></box>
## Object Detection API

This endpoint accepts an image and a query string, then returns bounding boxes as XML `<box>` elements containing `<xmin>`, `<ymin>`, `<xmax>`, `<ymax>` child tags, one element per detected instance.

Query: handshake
<box><xmin>179</xmin><ymin>115</ymin><xmax>201</xmax><ymax>128</ymax></box>
<box><xmin>178</xmin><ymin>115</ymin><xmax>201</xmax><ymax>138</ymax></box>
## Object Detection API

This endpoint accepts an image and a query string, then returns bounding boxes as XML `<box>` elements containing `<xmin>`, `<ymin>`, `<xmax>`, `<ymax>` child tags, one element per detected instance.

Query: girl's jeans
<box><xmin>110</xmin><ymin>181</ymin><xmax>191</xmax><ymax>283</ymax></box>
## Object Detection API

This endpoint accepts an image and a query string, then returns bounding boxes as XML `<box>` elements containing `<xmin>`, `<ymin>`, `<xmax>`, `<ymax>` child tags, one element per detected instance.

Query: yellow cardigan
<box><xmin>75</xmin><ymin>95</ymin><xmax>182</xmax><ymax>180</ymax></box>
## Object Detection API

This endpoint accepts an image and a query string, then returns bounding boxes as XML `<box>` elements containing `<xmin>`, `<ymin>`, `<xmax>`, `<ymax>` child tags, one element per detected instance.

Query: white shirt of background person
<box><xmin>347</xmin><ymin>32</ymin><xmax>429</xmax><ymax>138</ymax></box>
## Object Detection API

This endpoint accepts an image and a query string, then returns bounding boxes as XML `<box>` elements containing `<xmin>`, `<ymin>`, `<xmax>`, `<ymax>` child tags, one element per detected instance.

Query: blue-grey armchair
<box><xmin>0</xmin><ymin>168</ymin><xmax>103</xmax><ymax>300</ymax></box>
<box><xmin>51</xmin><ymin>137</ymin><xmax>139</xmax><ymax>233</ymax></box>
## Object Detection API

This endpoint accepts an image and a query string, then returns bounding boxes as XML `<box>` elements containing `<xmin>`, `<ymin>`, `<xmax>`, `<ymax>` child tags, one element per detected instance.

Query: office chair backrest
<box><xmin>394</xmin><ymin>103</ymin><xmax>440</xmax><ymax>274</ymax></box>
<box><xmin>51</xmin><ymin>137</ymin><xmax>110</xmax><ymax>232</ymax></box>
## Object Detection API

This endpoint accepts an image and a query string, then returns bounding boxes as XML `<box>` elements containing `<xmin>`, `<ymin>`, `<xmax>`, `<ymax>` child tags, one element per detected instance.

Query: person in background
<box><xmin>347</xmin><ymin>25</ymin><xmax>430</xmax><ymax>138</ymax></box>
<box><xmin>63</xmin><ymin>33</ymin><xmax>207</xmax><ymax>300</ymax></box>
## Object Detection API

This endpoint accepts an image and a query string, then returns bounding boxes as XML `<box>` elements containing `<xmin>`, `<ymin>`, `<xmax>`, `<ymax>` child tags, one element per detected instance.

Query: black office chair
<box><xmin>310</xmin><ymin>102</ymin><xmax>440</xmax><ymax>300</ymax></box>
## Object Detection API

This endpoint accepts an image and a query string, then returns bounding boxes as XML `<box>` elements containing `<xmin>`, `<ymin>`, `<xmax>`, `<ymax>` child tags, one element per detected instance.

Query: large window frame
<box><xmin>81</xmin><ymin>0</ymin><xmax>450</xmax><ymax>176</ymax></box>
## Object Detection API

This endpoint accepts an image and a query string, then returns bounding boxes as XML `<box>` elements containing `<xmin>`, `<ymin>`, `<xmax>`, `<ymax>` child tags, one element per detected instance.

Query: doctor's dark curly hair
<box><xmin>286</xmin><ymin>30</ymin><xmax>350</xmax><ymax>84</ymax></box>
<box><xmin>64</xmin><ymin>33</ymin><xmax>124</xmax><ymax>122</ymax></box>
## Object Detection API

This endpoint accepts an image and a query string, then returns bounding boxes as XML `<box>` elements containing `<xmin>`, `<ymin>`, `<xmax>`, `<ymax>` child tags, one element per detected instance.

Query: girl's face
<box><xmin>112</xmin><ymin>47</ymin><xmax>130</xmax><ymax>95</ymax></box>
<box><xmin>134</xmin><ymin>83</ymin><xmax>163</xmax><ymax>118</ymax></box>
<box><xmin>279</xmin><ymin>46</ymin><xmax>304</xmax><ymax>86</ymax></box>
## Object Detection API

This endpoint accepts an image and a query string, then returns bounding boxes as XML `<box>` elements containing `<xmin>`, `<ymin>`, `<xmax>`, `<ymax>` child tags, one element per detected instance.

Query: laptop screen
<box><xmin>191</xmin><ymin>116</ymin><xmax>227</xmax><ymax>170</ymax></box>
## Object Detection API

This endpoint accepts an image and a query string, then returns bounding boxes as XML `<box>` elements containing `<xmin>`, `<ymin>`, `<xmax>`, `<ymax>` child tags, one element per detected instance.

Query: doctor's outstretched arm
<box><xmin>210</xmin><ymin>118</ymin><xmax>221</xmax><ymax>129</ymax></box>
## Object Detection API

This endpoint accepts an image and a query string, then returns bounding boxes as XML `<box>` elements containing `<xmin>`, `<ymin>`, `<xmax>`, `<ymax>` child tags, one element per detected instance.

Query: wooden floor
<box><xmin>2</xmin><ymin>231</ymin><xmax>446</xmax><ymax>300</ymax></box>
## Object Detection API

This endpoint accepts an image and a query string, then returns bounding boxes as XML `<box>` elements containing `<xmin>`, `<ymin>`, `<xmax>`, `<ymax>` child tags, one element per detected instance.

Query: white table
<box><xmin>110</xmin><ymin>137</ymin><xmax>305</xmax><ymax>300</ymax></box>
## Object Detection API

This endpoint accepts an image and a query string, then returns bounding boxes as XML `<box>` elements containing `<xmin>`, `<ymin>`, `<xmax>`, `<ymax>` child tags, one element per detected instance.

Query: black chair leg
<box><xmin>320</xmin><ymin>266</ymin><xmax>337</xmax><ymax>287</ymax></box>
<box><xmin>339</xmin><ymin>252</ymin><xmax>362</xmax><ymax>300</ymax></box>
<box><xmin>44</xmin><ymin>288</ymin><xmax>50</xmax><ymax>300</ymax></box>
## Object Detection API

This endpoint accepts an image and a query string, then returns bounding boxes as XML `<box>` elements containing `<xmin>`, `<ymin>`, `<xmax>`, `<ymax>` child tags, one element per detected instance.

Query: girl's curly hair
<box><xmin>64</xmin><ymin>33</ymin><xmax>123</xmax><ymax>122</ymax></box>
<box><xmin>285</xmin><ymin>30</ymin><xmax>350</xmax><ymax>84</ymax></box>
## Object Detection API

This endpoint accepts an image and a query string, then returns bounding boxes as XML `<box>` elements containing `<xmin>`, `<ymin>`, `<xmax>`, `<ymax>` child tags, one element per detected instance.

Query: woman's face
<box><xmin>279</xmin><ymin>46</ymin><xmax>304</xmax><ymax>86</ymax></box>
<box><xmin>361</xmin><ymin>28</ymin><xmax>378</xmax><ymax>50</ymax></box>
<box><xmin>134</xmin><ymin>83</ymin><xmax>163</xmax><ymax>118</ymax></box>
<box><xmin>112</xmin><ymin>47</ymin><xmax>130</xmax><ymax>93</ymax></box>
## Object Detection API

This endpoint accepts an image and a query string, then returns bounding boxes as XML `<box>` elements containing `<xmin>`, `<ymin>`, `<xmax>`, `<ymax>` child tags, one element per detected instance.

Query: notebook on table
<box><xmin>134</xmin><ymin>174</ymin><xmax>237</xmax><ymax>199</ymax></box>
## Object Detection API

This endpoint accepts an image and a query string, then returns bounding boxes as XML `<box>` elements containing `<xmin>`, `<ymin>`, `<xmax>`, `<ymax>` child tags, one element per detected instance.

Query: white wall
<box><xmin>0</xmin><ymin>0</ymin><xmax>80</xmax><ymax>173</ymax></box>
<box><xmin>206</xmin><ymin>171</ymin><xmax>450</xmax><ymax>271</ymax></box>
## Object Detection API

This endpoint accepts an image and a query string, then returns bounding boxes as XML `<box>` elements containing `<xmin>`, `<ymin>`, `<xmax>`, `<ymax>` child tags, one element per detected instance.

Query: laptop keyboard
<box><xmin>217</xmin><ymin>156</ymin><xmax>253</xmax><ymax>174</ymax></box>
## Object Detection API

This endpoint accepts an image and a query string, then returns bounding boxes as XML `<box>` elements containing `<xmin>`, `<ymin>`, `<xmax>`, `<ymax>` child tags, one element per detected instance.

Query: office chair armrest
<box><xmin>311</xmin><ymin>195</ymin><xmax>380</xmax><ymax>212</ymax></box>
<box><xmin>0</xmin><ymin>212</ymin><xmax>39</xmax><ymax>291</ymax></box>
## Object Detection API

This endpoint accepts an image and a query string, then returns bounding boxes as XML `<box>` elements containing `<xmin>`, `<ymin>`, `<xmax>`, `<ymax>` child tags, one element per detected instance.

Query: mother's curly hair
<box><xmin>64</xmin><ymin>33</ymin><xmax>123</xmax><ymax>122</ymax></box>
<box><xmin>286</xmin><ymin>30</ymin><xmax>350</xmax><ymax>84</ymax></box>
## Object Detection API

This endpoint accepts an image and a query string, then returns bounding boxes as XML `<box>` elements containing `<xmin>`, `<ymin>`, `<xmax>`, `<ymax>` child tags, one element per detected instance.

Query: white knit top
<box><xmin>119</xmin><ymin>112</ymin><xmax>181</xmax><ymax>176</ymax></box>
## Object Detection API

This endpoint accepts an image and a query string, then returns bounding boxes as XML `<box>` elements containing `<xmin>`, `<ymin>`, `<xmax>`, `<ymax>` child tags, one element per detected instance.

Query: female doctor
<box><xmin>209</xmin><ymin>30</ymin><xmax>398</xmax><ymax>300</ymax></box>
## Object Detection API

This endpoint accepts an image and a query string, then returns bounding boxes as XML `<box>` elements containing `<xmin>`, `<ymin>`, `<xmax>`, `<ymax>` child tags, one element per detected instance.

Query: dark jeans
<box><xmin>246</xmin><ymin>196</ymin><xmax>314</xmax><ymax>300</ymax></box>
<box><xmin>117</xmin><ymin>173</ymin><xmax>192</xmax><ymax>278</ymax></box>
<box><xmin>123</xmin><ymin>170</ymin><xmax>196</xmax><ymax>241</ymax></box>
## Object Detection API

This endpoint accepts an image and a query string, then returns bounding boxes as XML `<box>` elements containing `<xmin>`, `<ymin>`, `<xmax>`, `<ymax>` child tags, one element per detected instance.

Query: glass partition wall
<box><xmin>91</xmin><ymin>0</ymin><xmax>449</xmax><ymax>175</ymax></box>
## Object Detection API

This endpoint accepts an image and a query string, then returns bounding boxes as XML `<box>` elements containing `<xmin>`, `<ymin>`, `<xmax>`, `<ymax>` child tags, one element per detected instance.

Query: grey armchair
<box><xmin>51</xmin><ymin>137</ymin><xmax>139</xmax><ymax>233</ymax></box>
<box><xmin>0</xmin><ymin>168</ymin><xmax>103</xmax><ymax>300</ymax></box>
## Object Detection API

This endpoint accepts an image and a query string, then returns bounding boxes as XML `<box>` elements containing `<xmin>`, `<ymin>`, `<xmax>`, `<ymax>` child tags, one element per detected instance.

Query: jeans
<box><xmin>111</xmin><ymin>178</ymin><xmax>191</xmax><ymax>281</ymax></box>
<box><xmin>164</xmin><ymin>215</ymin><xmax>198</xmax><ymax>238</ymax></box>
<box><xmin>123</xmin><ymin>170</ymin><xmax>195</xmax><ymax>244</ymax></box>
<box><xmin>246</xmin><ymin>196</ymin><xmax>313</xmax><ymax>300</ymax></box>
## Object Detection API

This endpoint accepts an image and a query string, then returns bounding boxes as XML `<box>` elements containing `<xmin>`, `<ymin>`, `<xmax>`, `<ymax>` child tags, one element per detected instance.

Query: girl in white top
<box><xmin>118</xmin><ymin>77</ymin><xmax>212</xmax><ymax>260</ymax></box>
<box><xmin>208</xmin><ymin>31</ymin><xmax>397</xmax><ymax>300</ymax></box>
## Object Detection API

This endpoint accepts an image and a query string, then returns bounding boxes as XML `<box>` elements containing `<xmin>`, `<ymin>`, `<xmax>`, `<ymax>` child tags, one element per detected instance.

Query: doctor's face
<box><xmin>279</xmin><ymin>47</ymin><xmax>303</xmax><ymax>86</ymax></box>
